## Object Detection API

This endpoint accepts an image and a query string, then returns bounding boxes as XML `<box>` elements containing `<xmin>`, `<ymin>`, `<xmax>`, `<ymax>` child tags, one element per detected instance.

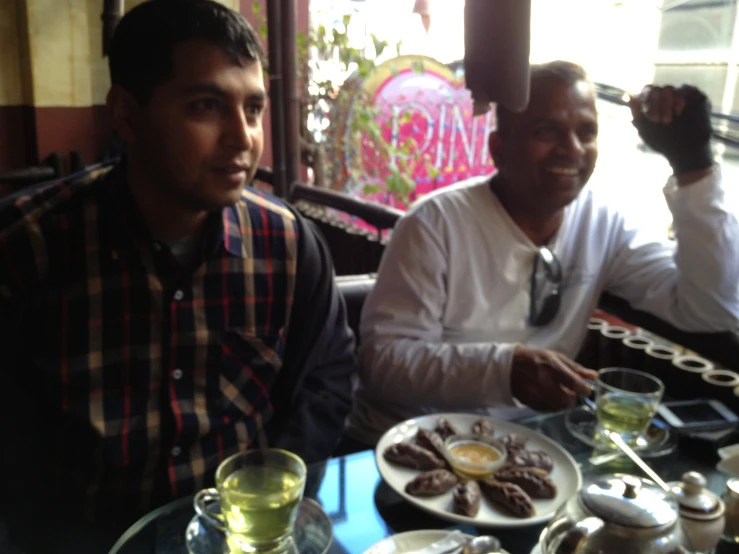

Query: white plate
<box><xmin>375</xmin><ymin>413</ymin><xmax>582</xmax><ymax>529</ymax></box>
<box><xmin>362</xmin><ymin>530</ymin><xmax>472</xmax><ymax>554</ymax></box>
<box><xmin>716</xmin><ymin>456</ymin><xmax>739</xmax><ymax>477</ymax></box>
<box><xmin>718</xmin><ymin>443</ymin><xmax>739</xmax><ymax>460</ymax></box>
<box><xmin>716</xmin><ymin>443</ymin><xmax>739</xmax><ymax>476</ymax></box>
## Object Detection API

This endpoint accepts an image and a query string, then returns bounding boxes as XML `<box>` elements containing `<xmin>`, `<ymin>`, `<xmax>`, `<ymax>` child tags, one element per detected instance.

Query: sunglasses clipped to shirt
<box><xmin>528</xmin><ymin>246</ymin><xmax>563</xmax><ymax>326</ymax></box>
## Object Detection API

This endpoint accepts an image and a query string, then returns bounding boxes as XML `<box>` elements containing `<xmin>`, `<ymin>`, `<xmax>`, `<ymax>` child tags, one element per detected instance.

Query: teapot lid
<box><xmin>581</xmin><ymin>474</ymin><xmax>678</xmax><ymax>528</ymax></box>
<box><xmin>669</xmin><ymin>471</ymin><xmax>722</xmax><ymax>516</ymax></box>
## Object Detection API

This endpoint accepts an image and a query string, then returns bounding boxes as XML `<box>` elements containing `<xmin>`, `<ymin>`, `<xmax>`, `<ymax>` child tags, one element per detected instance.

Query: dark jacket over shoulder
<box><xmin>267</xmin><ymin>209</ymin><xmax>355</xmax><ymax>462</ymax></box>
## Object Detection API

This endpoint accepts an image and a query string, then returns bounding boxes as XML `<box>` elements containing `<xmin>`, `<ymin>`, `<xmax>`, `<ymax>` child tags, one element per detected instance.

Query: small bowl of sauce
<box><xmin>443</xmin><ymin>434</ymin><xmax>507</xmax><ymax>479</ymax></box>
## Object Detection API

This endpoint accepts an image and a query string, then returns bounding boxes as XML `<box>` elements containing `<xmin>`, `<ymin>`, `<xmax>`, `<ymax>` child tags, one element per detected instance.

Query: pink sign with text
<box><xmin>331</xmin><ymin>55</ymin><xmax>496</xmax><ymax>211</ymax></box>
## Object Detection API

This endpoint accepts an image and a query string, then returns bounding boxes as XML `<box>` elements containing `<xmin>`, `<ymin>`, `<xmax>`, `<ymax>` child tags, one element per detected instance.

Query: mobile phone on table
<box><xmin>657</xmin><ymin>399</ymin><xmax>738</xmax><ymax>433</ymax></box>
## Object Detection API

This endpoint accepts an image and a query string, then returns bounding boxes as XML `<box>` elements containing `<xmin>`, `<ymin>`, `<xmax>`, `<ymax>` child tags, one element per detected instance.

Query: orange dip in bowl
<box><xmin>443</xmin><ymin>435</ymin><xmax>507</xmax><ymax>479</ymax></box>
<box><xmin>450</xmin><ymin>442</ymin><xmax>501</xmax><ymax>465</ymax></box>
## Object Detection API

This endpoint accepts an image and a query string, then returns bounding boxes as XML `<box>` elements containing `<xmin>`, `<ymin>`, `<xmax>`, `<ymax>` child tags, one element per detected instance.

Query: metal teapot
<box><xmin>539</xmin><ymin>474</ymin><xmax>691</xmax><ymax>554</ymax></box>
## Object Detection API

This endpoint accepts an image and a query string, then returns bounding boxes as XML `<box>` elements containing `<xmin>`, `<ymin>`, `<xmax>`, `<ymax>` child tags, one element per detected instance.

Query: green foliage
<box><xmin>371</xmin><ymin>35</ymin><xmax>387</xmax><ymax>59</ymax></box>
<box><xmin>253</xmin><ymin>3</ymin><xmax>429</xmax><ymax>208</ymax></box>
<box><xmin>410</xmin><ymin>60</ymin><xmax>425</xmax><ymax>73</ymax></box>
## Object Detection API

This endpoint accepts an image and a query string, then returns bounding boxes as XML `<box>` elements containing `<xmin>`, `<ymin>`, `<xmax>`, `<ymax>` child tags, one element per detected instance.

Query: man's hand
<box><xmin>629</xmin><ymin>84</ymin><xmax>714</xmax><ymax>178</ymax></box>
<box><xmin>510</xmin><ymin>346</ymin><xmax>597</xmax><ymax>411</ymax></box>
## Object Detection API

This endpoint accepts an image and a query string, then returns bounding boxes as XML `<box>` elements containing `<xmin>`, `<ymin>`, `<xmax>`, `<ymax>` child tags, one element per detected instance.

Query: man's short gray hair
<box><xmin>495</xmin><ymin>61</ymin><xmax>589</xmax><ymax>137</ymax></box>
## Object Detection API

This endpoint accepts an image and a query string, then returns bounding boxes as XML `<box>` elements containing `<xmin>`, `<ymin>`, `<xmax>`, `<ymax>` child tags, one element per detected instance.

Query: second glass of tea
<box><xmin>595</xmin><ymin>367</ymin><xmax>665</xmax><ymax>443</ymax></box>
<box><xmin>194</xmin><ymin>448</ymin><xmax>307</xmax><ymax>553</ymax></box>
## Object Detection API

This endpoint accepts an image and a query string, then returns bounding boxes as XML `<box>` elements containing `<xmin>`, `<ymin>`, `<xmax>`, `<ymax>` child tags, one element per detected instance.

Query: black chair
<box><xmin>335</xmin><ymin>274</ymin><xmax>375</xmax><ymax>345</ymax></box>
<box><xmin>0</xmin><ymin>152</ymin><xmax>64</xmax><ymax>191</ymax></box>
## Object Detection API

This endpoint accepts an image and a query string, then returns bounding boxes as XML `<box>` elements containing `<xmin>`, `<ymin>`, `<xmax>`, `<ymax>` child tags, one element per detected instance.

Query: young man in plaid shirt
<box><xmin>0</xmin><ymin>0</ymin><xmax>355</xmax><ymax>549</ymax></box>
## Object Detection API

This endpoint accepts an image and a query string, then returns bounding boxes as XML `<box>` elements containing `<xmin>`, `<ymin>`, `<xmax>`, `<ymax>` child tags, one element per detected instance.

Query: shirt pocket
<box><xmin>218</xmin><ymin>329</ymin><xmax>286</xmax><ymax>417</ymax></box>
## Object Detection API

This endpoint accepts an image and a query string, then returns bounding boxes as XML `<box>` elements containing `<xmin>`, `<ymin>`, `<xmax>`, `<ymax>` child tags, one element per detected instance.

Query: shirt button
<box><xmin>171</xmin><ymin>446</ymin><xmax>182</xmax><ymax>457</ymax></box>
<box><xmin>173</xmin><ymin>290</ymin><xmax>184</xmax><ymax>301</ymax></box>
<box><xmin>152</xmin><ymin>242</ymin><xmax>162</xmax><ymax>252</ymax></box>
<box><xmin>173</xmin><ymin>368</ymin><xmax>183</xmax><ymax>380</ymax></box>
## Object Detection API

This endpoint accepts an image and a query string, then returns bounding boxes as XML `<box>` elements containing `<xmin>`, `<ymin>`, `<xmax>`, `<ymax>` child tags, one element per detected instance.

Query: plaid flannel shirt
<box><xmin>0</xmin><ymin>164</ymin><xmax>301</xmax><ymax>519</ymax></box>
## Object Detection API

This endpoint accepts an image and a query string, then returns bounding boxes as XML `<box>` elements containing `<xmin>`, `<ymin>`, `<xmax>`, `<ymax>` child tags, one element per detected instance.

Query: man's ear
<box><xmin>106</xmin><ymin>85</ymin><xmax>140</xmax><ymax>144</ymax></box>
<box><xmin>488</xmin><ymin>131</ymin><xmax>503</xmax><ymax>169</ymax></box>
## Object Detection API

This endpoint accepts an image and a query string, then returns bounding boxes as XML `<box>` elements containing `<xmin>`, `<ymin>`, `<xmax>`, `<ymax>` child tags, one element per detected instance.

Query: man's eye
<box><xmin>534</xmin><ymin>126</ymin><xmax>558</xmax><ymax>140</ymax></box>
<box><xmin>580</xmin><ymin>128</ymin><xmax>598</xmax><ymax>142</ymax></box>
<box><xmin>246</xmin><ymin>104</ymin><xmax>264</xmax><ymax>117</ymax></box>
<box><xmin>192</xmin><ymin>99</ymin><xmax>219</xmax><ymax>112</ymax></box>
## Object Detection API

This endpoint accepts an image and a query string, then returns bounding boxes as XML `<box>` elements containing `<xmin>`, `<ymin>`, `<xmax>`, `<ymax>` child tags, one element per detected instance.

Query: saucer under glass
<box><xmin>565</xmin><ymin>406</ymin><xmax>677</xmax><ymax>458</ymax></box>
<box><xmin>186</xmin><ymin>497</ymin><xmax>333</xmax><ymax>554</ymax></box>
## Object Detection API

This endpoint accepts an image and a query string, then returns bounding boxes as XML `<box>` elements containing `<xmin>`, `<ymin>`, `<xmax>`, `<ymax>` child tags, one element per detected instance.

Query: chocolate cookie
<box><xmin>383</xmin><ymin>442</ymin><xmax>445</xmax><ymax>470</ymax></box>
<box><xmin>494</xmin><ymin>468</ymin><xmax>557</xmax><ymax>499</ymax></box>
<box><xmin>415</xmin><ymin>428</ymin><xmax>446</xmax><ymax>459</ymax></box>
<box><xmin>499</xmin><ymin>433</ymin><xmax>528</xmax><ymax>453</ymax></box>
<box><xmin>479</xmin><ymin>479</ymin><xmax>536</xmax><ymax>518</ymax></box>
<box><xmin>452</xmin><ymin>480</ymin><xmax>481</xmax><ymax>517</ymax></box>
<box><xmin>435</xmin><ymin>418</ymin><xmax>462</xmax><ymax>440</ymax></box>
<box><xmin>506</xmin><ymin>449</ymin><xmax>554</xmax><ymax>473</ymax></box>
<box><xmin>471</xmin><ymin>419</ymin><xmax>495</xmax><ymax>440</ymax></box>
<box><xmin>500</xmin><ymin>466</ymin><xmax>549</xmax><ymax>479</ymax></box>
<box><xmin>405</xmin><ymin>469</ymin><xmax>459</xmax><ymax>497</ymax></box>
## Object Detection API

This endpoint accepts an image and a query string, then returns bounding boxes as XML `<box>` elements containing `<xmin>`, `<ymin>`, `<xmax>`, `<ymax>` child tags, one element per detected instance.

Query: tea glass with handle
<box><xmin>193</xmin><ymin>448</ymin><xmax>307</xmax><ymax>554</ymax></box>
<box><xmin>594</xmin><ymin>368</ymin><xmax>665</xmax><ymax>444</ymax></box>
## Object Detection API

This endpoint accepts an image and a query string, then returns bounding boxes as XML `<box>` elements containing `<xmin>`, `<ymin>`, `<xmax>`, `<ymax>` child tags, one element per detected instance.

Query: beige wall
<box><xmin>0</xmin><ymin>0</ymin><xmax>32</xmax><ymax>105</ymax></box>
<box><xmin>0</xmin><ymin>0</ymin><xmax>265</xmax><ymax>172</ymax></box>
<box><xmin>26</xmin><ymin>0</ymin><xmax>101</xmax><ymax>106</ymax></box>
<box><xmin>4</xmin><ymin>0</ymin><xmax>240</xmax><ymax>108</ymax></box>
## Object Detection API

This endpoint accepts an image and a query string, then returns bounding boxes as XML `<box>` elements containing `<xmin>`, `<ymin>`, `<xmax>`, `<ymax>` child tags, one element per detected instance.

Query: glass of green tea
<box><xmin>194</xmin><ymin>449</ymin><xmax>307</xmax><ymax>553</ymax></box>
<box><xmin>595</xmin><ymin>367</ymin><xmax>665</xmax><ymax>444</ymax></box>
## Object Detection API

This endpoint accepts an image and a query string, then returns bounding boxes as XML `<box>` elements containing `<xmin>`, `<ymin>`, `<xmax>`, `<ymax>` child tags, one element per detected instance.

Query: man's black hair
<box><xmin>108</xmin><ymin>0</ymin><xmax>266</xmax><ymax>104</ymax></box>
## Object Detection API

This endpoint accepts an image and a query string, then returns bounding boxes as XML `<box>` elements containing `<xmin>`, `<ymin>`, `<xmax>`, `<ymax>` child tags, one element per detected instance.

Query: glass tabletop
<box><xmin>109</xmin><ymin>410</ymin><xmax>739</xmax><ymax>554</ymax></box>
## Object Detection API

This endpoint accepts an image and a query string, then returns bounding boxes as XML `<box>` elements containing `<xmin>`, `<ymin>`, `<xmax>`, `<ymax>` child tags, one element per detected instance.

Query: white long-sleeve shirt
<box><xmin>346</xmin><ymin>168</ymin><xmax>739</xmax><ymax>444</ymax></box>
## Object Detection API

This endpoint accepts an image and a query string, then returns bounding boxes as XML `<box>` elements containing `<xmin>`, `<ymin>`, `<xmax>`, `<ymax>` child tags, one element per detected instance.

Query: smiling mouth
<box><xmin>546</xmin><ymin>167</ymin><xmax>580</xmax><ymax>176</ymax></box>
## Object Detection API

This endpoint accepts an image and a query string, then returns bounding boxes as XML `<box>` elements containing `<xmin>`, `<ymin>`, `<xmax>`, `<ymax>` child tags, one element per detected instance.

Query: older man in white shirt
<box><xmin>345</xmin><ymin>60</ymin><xmax>739</xmax><ymax>446</ymax></box>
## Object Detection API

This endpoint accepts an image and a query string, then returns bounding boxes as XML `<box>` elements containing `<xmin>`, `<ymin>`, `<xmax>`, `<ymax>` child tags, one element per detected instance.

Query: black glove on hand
<box><xmin>631</xmin><ymin>85</ymin><xmax>714</xmax><ymax>175</ymax></box>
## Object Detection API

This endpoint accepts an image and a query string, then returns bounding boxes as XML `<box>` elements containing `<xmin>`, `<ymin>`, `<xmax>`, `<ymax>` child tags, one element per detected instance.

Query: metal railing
<box><xmin>593</xmin><ymin>82</ymin><xmax>739</xmax><ymax>149</ymax></box>
<box><xmin>291</xmin><ymin>183</ymin><xmax>404</xmax><ymax>233</ymax></box>
<box><xmin>0</xmin><ymin>153</ymin><xmax>64</xmax><ymax>189</ymax></box>
<box><xmin>255</xmin><ymin>167</ymin><xmax>403</xmax><ymax>233</ymax></box>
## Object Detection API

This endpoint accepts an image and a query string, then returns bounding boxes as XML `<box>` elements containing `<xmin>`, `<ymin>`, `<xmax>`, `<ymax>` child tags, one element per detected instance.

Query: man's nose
<box><xmin>223</xmin><ymin>110</ymin><xmax>254</xmax><ymax>150</ymax></box>
<box><xmin>558</xmin><ymin>132</ymin><xmax>586</xmax><ymax>157</ymax></box>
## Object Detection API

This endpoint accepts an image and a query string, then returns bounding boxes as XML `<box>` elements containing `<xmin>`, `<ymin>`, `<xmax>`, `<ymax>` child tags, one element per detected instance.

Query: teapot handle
<box><xmin>546</xmin><ymin>517</ymin><xmax>604</xmax><ymax>554</ymax></box>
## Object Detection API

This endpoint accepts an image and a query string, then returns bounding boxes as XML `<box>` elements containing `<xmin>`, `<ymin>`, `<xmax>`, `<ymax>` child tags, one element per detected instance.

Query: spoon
<box><xmin>414</xmin><ymin>534</ymin><xmax>503</xmax><ymax>554</ymax></box>
<box><xmin>255</xmin><ymin>412</ymin><xmax>270</xmax><ymax>455</ymax></box>
<box><xmin>608</xmin><ymin>431</ymin><xmax>671</xmax><ymax>493</ymax></box>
